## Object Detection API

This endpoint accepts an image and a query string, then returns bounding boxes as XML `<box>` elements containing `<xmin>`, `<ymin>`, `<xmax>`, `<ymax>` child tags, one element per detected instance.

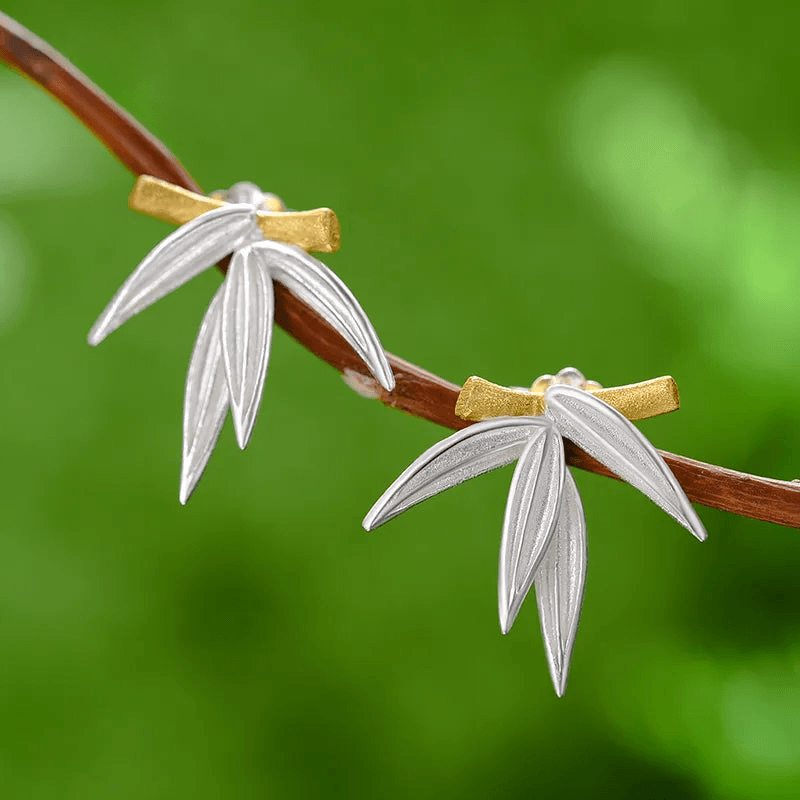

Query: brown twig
<box><xmin>2</xmin><ymin>11</ymin><xmax>798</xmax><ymax>528</ymax></box>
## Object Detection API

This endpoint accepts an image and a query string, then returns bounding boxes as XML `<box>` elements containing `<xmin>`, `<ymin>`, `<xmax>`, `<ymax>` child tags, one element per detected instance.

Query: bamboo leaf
<box><xmin>363</xmin><ymin>417</ymin><xmax>547</xmax><ymax>531</ymax></box>
<box><xmin>535</xmin><ymin>468</ymin><xmax>587</xmax><ymax>697</ymax></box>
<box><xmin>180</xmin><ymin>286</ymin><xmax>230</xmax><ymax>504</ymax></box>
<box><xmin>89</xmin><ymin>204</ymin><xmax>259</xmax><ymax>345</ymax></box>
<box><xmin>253</xmin><ymin>240</ymin><xmax>395</xmax><ymax>391</ymax></box>
<box><xmin>544</xmin><ymin>384</ymin><xmax>706</xmax><ymax>541</ymax></box>
<box><xmin>499</xmin><ymin>422</ymin><xmax>565</xmax><ymax>634</ymax></box>
<box><xmin>221</xmin><ymin>246</ymin><xmax>274</xmax><ymax>449</ymax></box>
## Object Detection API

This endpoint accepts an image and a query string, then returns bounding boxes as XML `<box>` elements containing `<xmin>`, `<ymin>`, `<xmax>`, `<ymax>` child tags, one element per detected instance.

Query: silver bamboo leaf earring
<box><xmin>89</xmin><ymin>177</ymin><xmax>395</xmax><ymax>502</ymax></box>
<box><xmin>363</xmin><ymin>367</ymin><xmax>706</xmax><ymax>696</ymax></box>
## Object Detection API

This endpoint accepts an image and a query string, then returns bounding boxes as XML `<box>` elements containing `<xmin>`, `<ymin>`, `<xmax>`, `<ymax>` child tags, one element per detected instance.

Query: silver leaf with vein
<box><xmin>89</xmin><ymin>181</ymin><xmax>394</xmax><ymax>503</ymax></box>
<box><xmin>363</xmin><ymin>368</ymin><xmax>706</xmax><ymax>696</ymax></box>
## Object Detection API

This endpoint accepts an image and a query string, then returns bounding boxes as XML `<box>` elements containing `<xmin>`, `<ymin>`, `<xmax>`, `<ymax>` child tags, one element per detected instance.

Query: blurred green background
<box><xmin>1</xmin><ymin>1</ymin><xmax>800</xmax><ymax>797</ymax></box>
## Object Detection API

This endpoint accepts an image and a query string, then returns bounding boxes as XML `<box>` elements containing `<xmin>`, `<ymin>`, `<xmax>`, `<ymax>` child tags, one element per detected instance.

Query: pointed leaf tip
<box><xmin>180</xmin><ymin>285</ymin><xmax>230</xmax><ymax>503</ymax></box>
<box><xmin>535</xmin><ymin>469</ymin><xmax>587</xmax><ymax>697</ymax></box>
<box><xmin>88</xmin><ymin>204</ymin><xmax>259</xmax><ymax>345</ymax></box>
<box><xmin>252</xmin><ymin>241</ymin><xmax>394</xmax><ymax>392</ymax></box>
<box><xmin>498</xmin><ymin>421</ymin><xmax>565</xmax><ymax>635</ymax></box>
<box><xmin>544</xmin><ymin>384</ymin><xmax>707</xmax><ymax>542</ymax></box>
<box><xmin>221</xmin><ymin>247</ymin><xmax>274</xmax><ymax>449</ymax></box>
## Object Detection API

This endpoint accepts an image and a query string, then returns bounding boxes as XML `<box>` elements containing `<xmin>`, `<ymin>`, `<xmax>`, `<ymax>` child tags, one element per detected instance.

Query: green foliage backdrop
<box><xmin>1</xmin><ymin>1</ymin><xmax>799</xmax><ymax>797</ymax></box>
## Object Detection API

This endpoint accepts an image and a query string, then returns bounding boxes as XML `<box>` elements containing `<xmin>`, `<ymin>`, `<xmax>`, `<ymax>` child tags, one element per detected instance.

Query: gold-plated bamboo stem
<box><xmin>128</xmin><ymin>175</ymin><xmax>341</xmax><ymax>253</ymax></box>
<box><xmin>455</xmin><ymin>375</ymin><xmax>680</xmax><ymax>422</ymax></box>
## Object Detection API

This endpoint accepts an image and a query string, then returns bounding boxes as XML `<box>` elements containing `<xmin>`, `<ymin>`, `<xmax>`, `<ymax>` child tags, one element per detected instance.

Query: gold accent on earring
<box><xmin>128</xmin><ymin>175</ymin><xmax>341</xmax><ymax>253</ymax></box>
<box><xmin>455</xmin><ymin>375</ymin><xmax>679</xmax><ymax>422</ymax></box>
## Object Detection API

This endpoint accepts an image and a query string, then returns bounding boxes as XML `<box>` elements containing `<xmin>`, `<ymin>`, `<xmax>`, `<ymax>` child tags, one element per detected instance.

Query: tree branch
<box><xmin>2</xmin><ymin>11</ymin><xmax>798</xmax><ymax>528</ymax></box>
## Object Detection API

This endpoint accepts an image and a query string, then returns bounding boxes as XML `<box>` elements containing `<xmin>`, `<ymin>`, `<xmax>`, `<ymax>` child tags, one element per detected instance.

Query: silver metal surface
<box><xmin>89</xmin><ymin>180</ymin><xmax>397</xmax><ymax>500</ymax></box>
<box><xmin>498</xmin><ymin>422</ymin><xmax>564</xmax><ymax>634</ymax></box>
<box><xmin>364</xmin><ymin>373</ymin><xmax>707</xmax><ymax>696</ymax></box>
<box><xmin>221</xmin><ymin>246</ymin><xmax>274</xmax><ymax>449</ymax></box>
<box><xmin>254</xmin><ymin>240</ymin><xmax>395</xmax><ymax>392</ymax></box>
<box><xmin>214</xmin><ymin>181</ymin><xmax>286</xmax><ymax>212</ymax></box>
<box><xmin>88</xmin><ymin>204</ymin><xmax>258</xmax><ymax>345</ymax></box>
<box><xmin>534</xmin><ymin>468</ymin><xmax>587</xmax><ymax>697</ymax></box>
<box><xmin>362</xmin><ymin>417</ymin><xmax>546</xmax><ymax>531</ymax></box>
<box><xmin>544</xmin><ymin>384</ymin><xmax>707</xmax><ymax>541</ymax></box>
<box><xmin>222</xmin><ymin>181</ymin><xmax>269</xmax><ymax>206</ymax></box>
<box><xmin>180</xmin><ymin>285</ymin><xmax>229</xmax><ymax>505</ymax></box>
